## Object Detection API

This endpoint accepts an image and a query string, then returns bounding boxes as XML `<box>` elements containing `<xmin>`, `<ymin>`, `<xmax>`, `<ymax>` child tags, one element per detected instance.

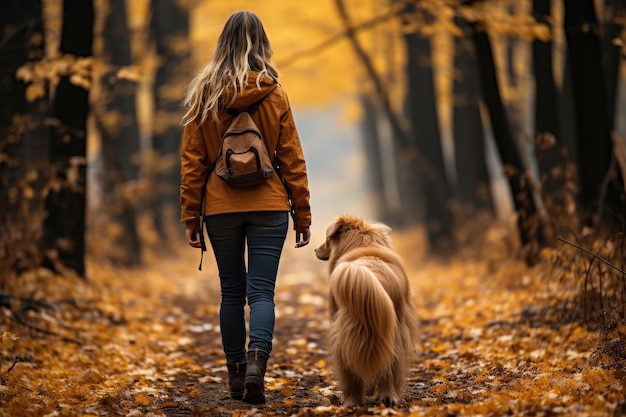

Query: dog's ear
<box><xmin>326</xmin><ymin>219</ymin><xmax>344</xmax><ymax>240</ymax></box>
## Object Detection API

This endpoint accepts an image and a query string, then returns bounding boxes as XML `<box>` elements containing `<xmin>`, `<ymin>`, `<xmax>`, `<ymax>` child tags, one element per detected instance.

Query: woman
<box><xmin>179</xmin><ymin>10</ymin><xmax>312</xmax><ymax>404</ymax></box>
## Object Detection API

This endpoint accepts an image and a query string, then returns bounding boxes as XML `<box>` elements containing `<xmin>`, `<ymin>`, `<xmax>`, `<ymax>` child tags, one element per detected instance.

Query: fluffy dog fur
<box><xmin>315</xmin><ymin>215</ymin><xmax>420</xmax><ymax>406</ymax></box>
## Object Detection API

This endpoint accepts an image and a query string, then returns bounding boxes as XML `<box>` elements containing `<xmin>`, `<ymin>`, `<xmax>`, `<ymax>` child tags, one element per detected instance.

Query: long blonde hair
<box><xmin>181</xmin><ymin>11</ymin><xmax>279</xmax><ymax>125</ymax></box>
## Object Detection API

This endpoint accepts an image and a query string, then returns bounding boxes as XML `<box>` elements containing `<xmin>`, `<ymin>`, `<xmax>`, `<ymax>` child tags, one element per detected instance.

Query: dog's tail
<box><xmin>329</xmin><ymin>259</ymin><xmax>397</xmax><ymax>380</ymax></box>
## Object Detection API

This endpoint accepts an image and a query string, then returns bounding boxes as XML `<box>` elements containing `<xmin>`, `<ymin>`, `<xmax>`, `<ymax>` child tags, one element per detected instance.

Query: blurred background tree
<box><xmin>42</xmin><ymin>0</ymin><xmax>94</xmax><ymax>276</ymax></box>
<box><xmin>148</xmin><ymin>0</ymin><xmax>191</xmax><ymax>242</ymax></box>
<box><xmin>1</xmin><ymin>0</ymin><xmax>49</xmax><ymax>278</ymax></box>
<box><xmin>93</xmin><ymin>0</ymin><xmax>141</xmax><ymax>267</ymax></box>
<box><xmin>1</xmin><ymin>0</ymin><xmax>625</xmax><ymax>281</ymax></box>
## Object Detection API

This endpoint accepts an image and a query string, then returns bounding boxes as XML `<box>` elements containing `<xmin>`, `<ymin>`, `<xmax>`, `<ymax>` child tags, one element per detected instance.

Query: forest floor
<box><xmin>1</xmin><ymin>225</ymin><xmax>626</xmax><ymax>416</ymax></box>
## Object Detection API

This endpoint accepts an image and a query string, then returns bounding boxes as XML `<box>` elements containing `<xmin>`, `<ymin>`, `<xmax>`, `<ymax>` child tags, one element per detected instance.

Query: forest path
<box><xmin>1</xmin><ymin>236</ymin><xmax>624</xmax><ymax>416</ymax></box>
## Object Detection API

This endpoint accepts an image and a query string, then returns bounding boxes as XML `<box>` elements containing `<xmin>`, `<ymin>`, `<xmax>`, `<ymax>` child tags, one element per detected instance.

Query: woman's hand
<box><xmin>185</xmin><ymin>221</ymin><xmax>203</xmax><ymax>248</ymax></box>
<box><xmin>295</xmin><ymin>227</ymin><xmax>311</xmax><ymax>248</ymax></box>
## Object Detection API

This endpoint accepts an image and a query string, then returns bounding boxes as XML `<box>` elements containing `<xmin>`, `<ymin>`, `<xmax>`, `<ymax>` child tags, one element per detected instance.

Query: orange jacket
<box><xmin>180</xmin><ymin>72</ymin><xmax>312</xmax><ymax>228</ymax></box>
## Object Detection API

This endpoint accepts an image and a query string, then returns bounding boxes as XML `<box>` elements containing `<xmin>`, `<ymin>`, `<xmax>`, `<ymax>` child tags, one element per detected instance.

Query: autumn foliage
<box><xmin>2</xmin><ymin>0</ymin><xmax>626</xmax><ymax>415</ymax></box>
<box><xmin>2</xmin><ymin>227</ymin><xmax>626</xmax><ymax>416</ymax></box>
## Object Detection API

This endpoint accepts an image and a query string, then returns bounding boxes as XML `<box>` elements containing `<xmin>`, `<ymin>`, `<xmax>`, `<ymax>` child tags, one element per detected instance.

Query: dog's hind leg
<box><xmin>375</xmin><ymin>370</ymin><xmax>401</xmax><ymax>406</ymax></box>
<box><xmin>337</xmin><ymin>366</ymin><xmax>366</xmax><ymax>406</ymax></box>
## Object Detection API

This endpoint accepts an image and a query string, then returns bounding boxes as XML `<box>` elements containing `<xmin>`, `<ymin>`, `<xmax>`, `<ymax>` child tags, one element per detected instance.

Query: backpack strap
<box><xmin>273</xmin><ymin>160</ymin><xmax>297</xmax><ymax>230</ymax></box>
<box><xmin>198</xmin><ymin>165</ymin><xmax>211</xmax><ymax>270</ymax></box>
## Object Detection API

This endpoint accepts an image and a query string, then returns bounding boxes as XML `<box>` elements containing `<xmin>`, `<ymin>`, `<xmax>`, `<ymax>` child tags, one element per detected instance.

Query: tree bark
<box><xmin>149</xmin><ymin>0</ymin><xmax>190</xmax><ymax>240</ymax></box>
<box><xmin>468</xmin><ymin>6</ymin><xmax>546</xmax><ymax>260</ymax></box>
<box><xmin>602</xmin><ymin>0</ymin><xmax>625</xmax><ymax>131</ymax></box>
<box><xmin>404</xmin><ymin>26</ymin><xmax>454</xmax><ymax>250</ymax></box>
<box><xmin>334</xmin><ymin>0</ymin><xmax>423</xmax><ymax>230</ymax></box>
<box><xmin>360</xmin><ymin>95</ymin><xmax>394</xmax><ymax>222</ymax></box>
<box><xmin>558</xmin><ymin>51</ymin><xmax>578</xmax><ymax>163</ymax></box>
<box><xmin>564</xmin><ymin>0</ymin><xmax>620</xmax><ymax>226</ymax></box>
<box><xmin>532</xmin><ymin>0</ymin><xmax>559</xmax><ymax>138</ymax></box>
<box><xmin>0</xmin><ymin>0</ymin><xmax>48</xmax><ymax>278</ymax></box>
<box><xmin>452</xmin><ymin>15</ymin><xmax>492</xmax><ymax>217</ymax></box>
<box><xmin>532</xmin><ymin>0</ymin><xmax>578</xmax><ymax>234</ymax></box>
<box><xmin>95</xmin><ymin>0</ymin><xmax>142</xmax><ymax>266</ymax></box>
<box><xmin>42</xmin><ymin>0</ymin><xmax>93</xmax><ymax>277</ymax></box>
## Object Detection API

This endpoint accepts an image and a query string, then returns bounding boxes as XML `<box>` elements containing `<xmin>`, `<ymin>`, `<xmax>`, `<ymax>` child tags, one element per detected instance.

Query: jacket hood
<box><xmin>226</xmin><ymin>71</ymin><xmax>278</xmax><ymax>110</ymax></box>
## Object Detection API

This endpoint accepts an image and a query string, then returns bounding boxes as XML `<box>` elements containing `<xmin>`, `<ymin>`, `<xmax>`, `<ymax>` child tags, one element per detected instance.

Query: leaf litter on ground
<box><xmin>1</xmin><ymin>225</ymin><xmax>625</xmax><ymax>416</ymax></box>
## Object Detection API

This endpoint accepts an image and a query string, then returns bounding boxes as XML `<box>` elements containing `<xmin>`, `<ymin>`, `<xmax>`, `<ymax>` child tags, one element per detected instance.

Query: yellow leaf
<box><xmin>15</xmin><ymin>65</ymin><xmax>33</xmax><ymax>83</ymax></box>
<box><xmin>198</xmin><ymin>375</ymin><xmax>222</xmax><ymax>384</ymax></box>
<box><xmin>117</xmin><ymin>66</ymin><xmax>142</xmax><ymax>83</ymax></box>
<box><xmin>1</xmin><ymin>332</ymin><xmax>20</xmax><ymax>344</ymax></box>
<box><xmin>265</xmin><ymin>377</ymin><xmax>287</xmax><ymax>390</ymax></box>
<box><xmin>25</xmin><ymin>82</ymin><xmax>46</xmax><ymax>102</ymax></box>
<box><xmin>24</xmin><ymin>170</ymin><xmax>38</xmax><ymax>182</ymax></box>
<box><xmin>22</xmin><ymin>186</ymin><xmax>34</xmax><ymax>199</ymax></box>
<box><xmin>134</xmin><ymin>393</ymin><xmax>152</xmax><ymax>406</ymax></box>
<box><xmin>533</xmin><ymin>25</ymin><xmax>552</xmax><ymax>42</ymax></box>
<box><xmin>69</xmin><ymin>73</ymin><xmax>91</xmax><ymax>90</ymax></box>
<box><xmin>540</xmin><ymin>247</ymin><xmax>555</xmax><ymax>261</ymax></box>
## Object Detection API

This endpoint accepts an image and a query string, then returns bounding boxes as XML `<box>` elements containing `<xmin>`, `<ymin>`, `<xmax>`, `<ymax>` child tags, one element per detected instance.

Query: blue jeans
<box><xmin>204</xmin><ymin>211</ymin><xmax>288</xmax><ymax>364</ymax></box>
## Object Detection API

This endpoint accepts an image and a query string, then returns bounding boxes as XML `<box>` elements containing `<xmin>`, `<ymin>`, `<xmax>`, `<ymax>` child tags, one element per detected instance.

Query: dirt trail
<box><xmin>147</xmin><ymin>242</ymin><xmax>625</xmax><ymax>416</ymax></box>
<box><xmin>1</xmin><ymin>238</ymin><xmax>624</xmax><ymax>416</ymax></box>
<box><xmin>158</xmin><ymin>246</ymin><xmax>335</xmax><ymax>416</ymax></box>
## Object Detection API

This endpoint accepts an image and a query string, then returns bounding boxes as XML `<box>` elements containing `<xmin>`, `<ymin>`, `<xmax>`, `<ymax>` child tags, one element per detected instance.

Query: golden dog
<box><xmin>315</xmin><ymin>215</ymin><xmax>420</xmax><ymax>406</ymax></box>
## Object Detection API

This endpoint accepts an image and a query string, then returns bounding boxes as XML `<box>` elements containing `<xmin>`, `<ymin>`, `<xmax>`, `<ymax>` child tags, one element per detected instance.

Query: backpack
<box><xmin>213</xmin><ymin>93</ymin><xmax>274</xmax><ymax>187</ymax></box>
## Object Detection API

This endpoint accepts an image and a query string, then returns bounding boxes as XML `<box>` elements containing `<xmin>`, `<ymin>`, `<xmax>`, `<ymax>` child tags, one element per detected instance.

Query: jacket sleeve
<box><xmin>180</xmin><ymin>119</ymin><xmax>210</xmax><ymax>223</ymax></box>
<box><xmin>275</xmin><ymin>100</ymin><xmax>312</xmax><ymax>228</ymax></box>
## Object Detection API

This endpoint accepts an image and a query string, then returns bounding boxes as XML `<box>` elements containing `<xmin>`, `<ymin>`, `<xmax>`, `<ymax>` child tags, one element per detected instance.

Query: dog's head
<box><xmin>315</xmin><ymin>214</ymin><xmax>392</xmax><ymax>263</ymax></box>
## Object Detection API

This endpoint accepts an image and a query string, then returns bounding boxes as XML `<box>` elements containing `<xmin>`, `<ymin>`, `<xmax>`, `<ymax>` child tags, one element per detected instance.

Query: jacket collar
<box><xmin>227</xmin><ymin>71</ymin><xmax>277</xmax><ymax>110</ymax></box>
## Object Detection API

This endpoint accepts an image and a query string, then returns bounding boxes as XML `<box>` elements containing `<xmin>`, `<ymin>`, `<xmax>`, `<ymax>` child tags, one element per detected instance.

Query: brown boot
<box><xmin>226</xmin><ymin>362</ymin><xmax>246</xmax><ymax>399</ymax></box>
<box><xmin>243</xmin><ymin>348</ymin><xmax>269</xmax><ymax>404</ymax></box>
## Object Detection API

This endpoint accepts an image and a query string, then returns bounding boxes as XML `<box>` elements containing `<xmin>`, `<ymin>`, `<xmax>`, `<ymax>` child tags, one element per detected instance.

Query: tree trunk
<box><xmin>334</xmin><ymin>0</ymin><xmax>423</xmax><ymax>230</ymax></box>
<box><xmin>360</xmin><ymin>95</ymin><xmax>394</xmax><ymax>222</ymax></box>
<box><xmin>42</xmin><ymin>0</ymin><xmax>93</xmax><ymax>277</ymax></box>
<box><xmin>95</xmin><ymin>0</ymin><xmax>142</xmax><ymax>266</ymax></box>
<box><xmin>532</xmin><ymin>0</ymin><xmax>559</xmax><ymax>138</ymax></box>
<box><xmin>603</xmin><ymin>0</ymin><xmax>625</xmax><ymax>131</ymax></box>
<box><xmin>469</xmin><ymin>8</ymin><xmax>546</xmax><ymax>261</ymax></box>
<box><xmin>532</xmin><ymin>0</ymin><xmax>578</xmax><ymax>234</ymax></box>
<box><xmin>558</xmin><ymin>52</ymin><xmax>578</xmax><ymax>163</ymax></box>
<box><xmin>149</xmin><ymin>0</ymin><xmax>190</xmax><ymax>240</ymax></box>
<box><xmin>404</xmin><ymin>27</ymin><xmax>454</xmax><ymax>250</ymax></box>
<box><xmin>503</xmin><ymin>3</ymin><xmax>524</xmax><ymax>147</ymax></box>
<box><xmin>452</xmin><ymin>15</ymin><xmax>492</xmax><ymax>217</ymax></box>
<box><xmin>0</xmin><ymin>0</ymin><xmax>48</xmax><ymax>279</ymax></box>
<box><xmin>564</xmin><ymin>0</ymin><xmax>621</xmax><ymax>226</ymax></box>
